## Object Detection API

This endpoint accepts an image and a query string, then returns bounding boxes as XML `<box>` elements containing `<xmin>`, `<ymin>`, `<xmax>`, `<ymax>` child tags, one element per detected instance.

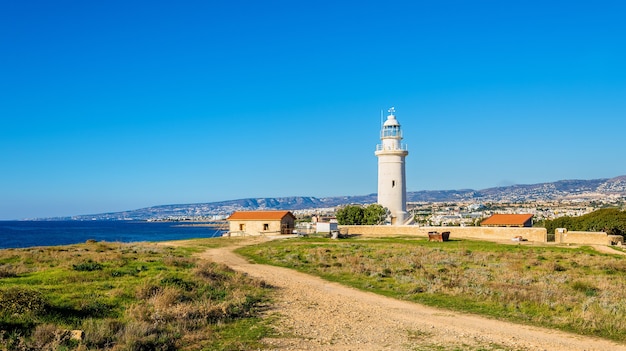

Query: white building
<box><xmin>375</xmin><ymin>107</ymin><xmax>409</xmax><ymax>225</ymax></box>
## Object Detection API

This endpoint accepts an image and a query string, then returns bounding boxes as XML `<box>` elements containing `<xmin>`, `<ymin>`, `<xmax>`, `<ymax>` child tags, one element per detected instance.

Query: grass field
<box><xmin>3</xmin><ymin>235</ymin><xmax>625</xmax><ymax>350</ymax></box>
<box><xmin>237</xmin><ymin>236</ymin><xmax>626</xmax><ymax>343</ymax></box>
<box><xmin>0</xmin><ymin>238</ymin><xmax>273</xmax><ymax>351</ymax></box>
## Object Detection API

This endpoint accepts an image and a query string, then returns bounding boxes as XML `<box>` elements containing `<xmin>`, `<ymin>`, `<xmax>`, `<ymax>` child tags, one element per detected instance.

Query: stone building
<box><xmin>226</xmin><ymin>210</ymin><xmax>296</xmax><ymax>236</ymax></box>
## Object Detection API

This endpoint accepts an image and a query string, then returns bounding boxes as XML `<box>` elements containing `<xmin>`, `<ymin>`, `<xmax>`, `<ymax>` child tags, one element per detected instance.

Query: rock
<box><xmin>70</xmin><ymin>330</ymin><xmax>84</xmax><ymax>341</ymax></box>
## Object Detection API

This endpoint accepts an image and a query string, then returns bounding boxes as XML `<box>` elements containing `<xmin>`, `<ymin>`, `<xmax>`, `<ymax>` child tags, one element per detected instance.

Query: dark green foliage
<box><xmin>543</xmin><ymin>208</ymin><xmax>626</xmax><ymax>237</ymax></box>
<box><xmin>0</xmin><ymin>287</ymin><xmax>48</xmax><ymax>317</ymax></box>
<box><xmin>336</xmin><ymin>204</ymin><xmax>388</xmax><ymax>225</ymax></box>
<box><xmin>336</xmin><ymin>205</ymin><xmax>365</xmax><ymax>225</ymax></box>
<box><xmin>363</xmin><ymin>204</ymin><xmax>388</xmax><ymax>225</ymax></box>
<box><xmin>0</xmin><ymin>267</ymin><xmax>18</xmax><ymax>278</ymax></box>
<box><xmin>571</xmin><ymin>281</ymin><xmax>598</xmax><ymax>296</ymax></box>
<box><xmin>160</xmin><ymin>276</ymin><xmax>196</xmax><ymax>291</ymax></box>
<box><xmin>72</xmin><ymin>259</ymin><xmax>103</xmax><ymax>271</ymax></box>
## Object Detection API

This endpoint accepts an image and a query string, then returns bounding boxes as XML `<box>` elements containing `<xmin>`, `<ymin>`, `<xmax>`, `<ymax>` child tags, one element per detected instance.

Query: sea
<box><xmin>0</xmin><ymin>221</ymin><xmax>226</xmax><ymax>249</ymax></box>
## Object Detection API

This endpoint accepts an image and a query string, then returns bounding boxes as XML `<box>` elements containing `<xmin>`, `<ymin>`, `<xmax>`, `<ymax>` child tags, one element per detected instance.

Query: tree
<box><xmin>336</xmin><ymin>204</ymin><xmax>388</xmax><ymax>225</ymax></box>
<box><xmin>363</xmin><ymin>204</ymin><xmax>388</xmax><ymax>225</ymax></box>
<box><xmin>336</xmin><ymin>205</ymin><xmax>364</xmax><ymax>225</ymax></box>
<box><xmin>542</xmin><ymin>208</ymin><xmax>626</xmax><ymax>238</ymax></box>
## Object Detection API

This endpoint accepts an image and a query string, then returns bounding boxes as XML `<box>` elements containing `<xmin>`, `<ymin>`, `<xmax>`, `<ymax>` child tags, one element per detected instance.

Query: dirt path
<box><xmin>591</xmin><ymin>244</ymin><xmax>626</xmax><ymax>256</ymax></box>
<box><xmin>194</xmin><ymin>240</ymin><xmax>626</xmax><ymax>351</ymax></box>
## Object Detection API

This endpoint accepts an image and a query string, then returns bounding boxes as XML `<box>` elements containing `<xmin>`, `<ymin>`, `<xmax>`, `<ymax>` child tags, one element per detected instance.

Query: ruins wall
<box><xmin>556</xmin><ymin>230</ymin><xmax>616</xmax><ymax>245</ymax></box>
<box><xmin>340</xmin><ymin>225</ymin><xmax>547</xmax><ymax>242</ymax></box>
<box><xmin>339</xmin><ymin>225</ymin><xmax>625</xmax><ymax>246</ymax></box>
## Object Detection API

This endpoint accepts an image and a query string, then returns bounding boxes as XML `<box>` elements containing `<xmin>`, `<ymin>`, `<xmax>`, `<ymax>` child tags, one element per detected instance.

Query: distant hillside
<box><xmin>63</xmin><ymin>176</ymin><xmax>626</xmax><ymax>221</ymax></box>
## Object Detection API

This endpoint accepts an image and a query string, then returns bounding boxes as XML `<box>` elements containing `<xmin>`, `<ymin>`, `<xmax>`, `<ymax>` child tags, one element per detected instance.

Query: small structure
<box><xmin>315</xmin><ymin>221</ymin><xmax>338</xmax><ymax>234</ymax></box>
<box><xmin>480</xmin><ymin>214</ymin><xmax>534</xmax><ymax>228</ymax></box>
<box><xmin>428</xmin><ymin>231</ymin><xmax>450</xmax><ymax>242</ymax></box>
<box><xmin>226</xmin><ymin>210</ymin><xmax>296</xmax><ymax>236</ymax></box>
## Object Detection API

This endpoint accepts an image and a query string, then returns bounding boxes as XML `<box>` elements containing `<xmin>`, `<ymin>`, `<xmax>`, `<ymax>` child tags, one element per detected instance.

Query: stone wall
<box><xmin>608</xmin><ymin>235</ymin><xmax>624</xmax><ymax>245</ymax></box>
<box><xmin>340</xmin><ymin>225</ymin><xmax>547</xmax><ymax>242</ymax></box>
<box><xmin>555</xmin><ymin>229</ymin><xmax>618</xmax><ymax>245</ymax></box>
<box><xmin>339</xmin><ymin>225</ymin><xmax>625</xmax><ymax>246</ymax></box>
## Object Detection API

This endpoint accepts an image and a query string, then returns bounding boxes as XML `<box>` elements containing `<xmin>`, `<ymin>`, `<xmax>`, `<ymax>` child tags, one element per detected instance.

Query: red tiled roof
<box><xmin>481</xmin><ymin>214</ymin><xmax>533</xmax><ymax>226</ymax></box>
<box><xmin>227</xmin><ymin>210</ymin><xmax>295</xmax><ymax>221</ymax></box>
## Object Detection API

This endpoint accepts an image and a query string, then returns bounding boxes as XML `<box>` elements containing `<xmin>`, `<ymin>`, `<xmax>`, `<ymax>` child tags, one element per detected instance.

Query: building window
<box><xmin>263</xmin><ymin>223</ymin><xmax>269</xmax><ymax>231</ymax></box>
<box><xmin>239</xmin><ymin>224</ymin><xmax>245</xmax><ymax>231</ymax></box>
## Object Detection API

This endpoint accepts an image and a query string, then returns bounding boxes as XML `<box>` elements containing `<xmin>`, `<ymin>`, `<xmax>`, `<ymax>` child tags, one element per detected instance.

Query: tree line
<box><xmin>540</xmin><ymin>208</ymin><xmax>626</xmax><ymax>237</ymax></box>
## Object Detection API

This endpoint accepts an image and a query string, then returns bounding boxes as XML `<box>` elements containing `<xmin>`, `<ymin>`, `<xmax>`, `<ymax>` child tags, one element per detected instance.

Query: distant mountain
<box><xmin>63</xmin><ymin>176</ymin><xmax>626</xmax><ymax>221</ymax></box>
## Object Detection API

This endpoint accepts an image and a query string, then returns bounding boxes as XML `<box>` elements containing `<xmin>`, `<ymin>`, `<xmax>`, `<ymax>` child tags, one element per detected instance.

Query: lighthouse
<box><xmin>375</xmin><ymin>107</ymin><xmax>409</xmax><ymax>225</ymax></box>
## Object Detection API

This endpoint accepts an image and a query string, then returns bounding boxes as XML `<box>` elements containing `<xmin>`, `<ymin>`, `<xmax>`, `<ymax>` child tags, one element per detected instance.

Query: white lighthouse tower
<box><xmin>375</xmin><ymin>107</ymin><xmax>409</xmax><ymax>225</ymax></box>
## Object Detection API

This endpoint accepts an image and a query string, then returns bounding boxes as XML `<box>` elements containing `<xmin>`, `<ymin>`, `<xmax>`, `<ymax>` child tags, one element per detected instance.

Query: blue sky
<box><xmin>1</xmin><ymin>1</ymin><xmax>625</xmax><ymax>219</ymax></box>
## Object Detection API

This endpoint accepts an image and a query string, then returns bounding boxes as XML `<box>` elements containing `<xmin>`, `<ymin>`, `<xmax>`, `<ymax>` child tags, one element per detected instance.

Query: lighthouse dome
<box><xmin>383</xmin><ymin>115</ymin><xmax>399</xmax><ymax>127</ymax></box>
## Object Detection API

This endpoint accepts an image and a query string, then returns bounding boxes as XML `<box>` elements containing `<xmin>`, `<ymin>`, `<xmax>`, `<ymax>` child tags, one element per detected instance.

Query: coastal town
<box><xmin>66</xmin><ymin>174</ymin><xmax>626</xmax><ymax>225</ymax></box>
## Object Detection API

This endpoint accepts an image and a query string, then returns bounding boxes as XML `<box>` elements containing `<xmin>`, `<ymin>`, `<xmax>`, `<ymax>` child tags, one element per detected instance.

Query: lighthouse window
<box><xmin>392</xmin><ymin>180</ymin><xmax>396</xmax><ymax>188</ymax></box>
<box><xmin>383</xmin><ymin>126</ymin><xmax>400</xmax><ymax>137</ymax></box>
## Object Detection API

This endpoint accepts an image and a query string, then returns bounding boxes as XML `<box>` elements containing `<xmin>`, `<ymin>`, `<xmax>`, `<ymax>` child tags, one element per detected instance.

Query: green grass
<box><xmin>236</xmin><ymin>236</ymin><xmax>626</xmax><ymax>343</ymax></box>
<box><xmin>0</xmin><ymin>240</ymin><xmax>274</xmax><ymax>350</ymax></box>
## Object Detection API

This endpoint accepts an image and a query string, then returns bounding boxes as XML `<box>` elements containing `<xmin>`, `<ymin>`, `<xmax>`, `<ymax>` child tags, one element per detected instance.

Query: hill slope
<box><xmin>66</xmin><ymin>176</ymin><xmax>626</xmax><ymax>220</ymax></box>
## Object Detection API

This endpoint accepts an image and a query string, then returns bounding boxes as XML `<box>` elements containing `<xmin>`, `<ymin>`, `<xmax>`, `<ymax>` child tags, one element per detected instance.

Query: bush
<box><xmin>571</xmin><ymin>281</ymin><xmax>598</xmax><ymax>296</ymax></box>
<box><xmin>72</xmin><ymin>259</ymin><xmax>103</xmax><ymax>272</ymax></box>
<box><xmin>194</xmin><ymin>262</ymin><xmax>232</xmax><ymax>282</ymax></box>
<box><xmin>0</xmin><ymin>287</ymin><xmax>47</xmax><ymax>316</ymax></box>
<box><xmin>0</xmin><ymin>266</ymin><xmax>18</xmax><ymax>278</ymax></box>
<box><xmin>30</xmin><ymin>323</ymin><xmax>70</xmax><ymax>350</ymax></box>
<box><xmin>82</xmin><ymin>318</ymin><xmax>124</xmax><ymax>349</ymax></box>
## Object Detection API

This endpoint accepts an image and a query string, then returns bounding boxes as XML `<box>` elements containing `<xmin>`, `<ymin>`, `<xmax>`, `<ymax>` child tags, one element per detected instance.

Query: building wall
<box><xmin>228</xmin><ymin>219</ymin><xmax>290</xmax><ymax>236</ymax></box>
<box><xmin>556</xmin><ymin>229</ymin><xmax>617</xmax><ymax>245</ymax></box>
<box><xmin>316</xmin><ymin>222</ymin><xmax>338</xmax><ymax>233</ymax></box>
<box><xmin>340</xmin><ymin>225</ymin><xmax>547</xmax><ymax>242</ymax></box>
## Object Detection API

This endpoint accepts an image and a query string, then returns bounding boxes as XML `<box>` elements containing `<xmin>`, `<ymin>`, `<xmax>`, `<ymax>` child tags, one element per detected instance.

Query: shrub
<box><xmin>160</xmin><ymin>276</ymin><xmax>196</xmax><ymax>291</ymax></box>
<box><xmin>571</xmin><ymin>280</ymin><xmax>599</xmax><ymax>296</ymax></box>
<box><xmin>194</xmin><ymin>262</ymin><xmax>231</xmax><ymax>282</ymax></box>
<box><xmin>118</xmin><ymin>319</ymin><xmax>178</xmax><ymax>351</ymax></box>
<box><xmin>0</xmin><ymin>287</ymin><xmax>47</xmax><ymax>316</ymax></box>
<box><xmin>72</xmin><ymin>259</ymin><xmax>103</xmax><ymax>272</ymax></box>
<box><xmin>162</xmin><ymin>255</ymin><xmax>195</xmax><ymax>269</ymax></box>
<box><xmin>30</xmin><ymin>323</ymin><xmax>73</xmax><ymax>350</ymax></box>
<box><xmin>0</xmin><ymin>265</ymin><xmax>18</xmax><ymax>278</ymax></box>
<box><xmin>82</xmin><ymin>318</ymin><xmax>124</xmax><ymax>349</ymax></box>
